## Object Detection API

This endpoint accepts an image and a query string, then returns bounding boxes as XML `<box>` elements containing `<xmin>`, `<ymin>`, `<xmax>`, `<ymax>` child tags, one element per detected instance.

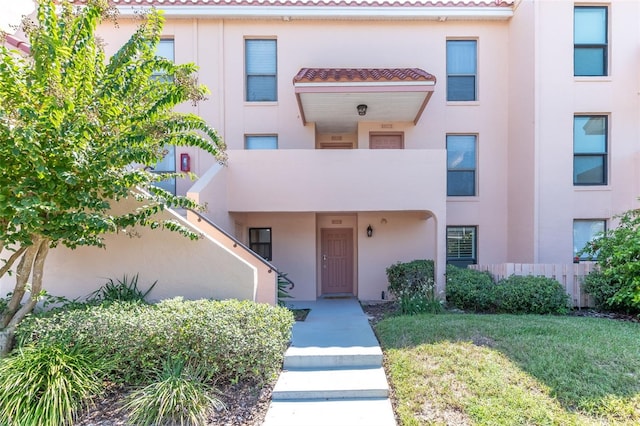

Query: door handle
<box><xmin>322</xmin><ymin>254</ymin><xmax>327</xmax><ymax>261</ymax></box>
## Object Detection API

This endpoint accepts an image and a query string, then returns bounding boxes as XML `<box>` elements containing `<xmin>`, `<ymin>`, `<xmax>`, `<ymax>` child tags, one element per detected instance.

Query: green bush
<box><xmin>387</xmin><ymin>260</ymin><xmax>441</xmax><ymax>314</ymax></box>
<box><xmin>87</xmin><ymin>274</ymin><xmax>157</xmax><ymax>303</ymax></box>
<box><xmin>16</xmin><ymin>299</ymin><xmax>294</xmax><ymax>385</ymax></box>
<box><xmin>0</xmin><ymin>344</ymin><xmax>106</xmax><ymax>426</ymax></box>
<box><xmin>493</xmin><ymin>275</ymin><xmax>570</xmax><ymax>314</ymax></box>
<box><xmin>124</xmin><ymin>358</ymin><xmax>224</xmax><ymax>426</ymax></box>
<box><xmin>582</xmin><ymin>270</ymin><xmax>632</xmax><ymax>312</ymax></box>
<box><xmin>579</xmin><ymin>208</ymin><xmax>640</xmax><ymax>311</ymax></box>
<box><xmin>445</xmin><ymin>265</ymin><xmax>496</xmax><ymax>312</ymax></box>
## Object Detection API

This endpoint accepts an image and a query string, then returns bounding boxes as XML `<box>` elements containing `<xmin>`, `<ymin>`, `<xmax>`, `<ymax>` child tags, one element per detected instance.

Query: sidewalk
<box><xmin>262</xmin><ymin>298</ymin><xmax>396</xmax><ymax>426</ymax></box>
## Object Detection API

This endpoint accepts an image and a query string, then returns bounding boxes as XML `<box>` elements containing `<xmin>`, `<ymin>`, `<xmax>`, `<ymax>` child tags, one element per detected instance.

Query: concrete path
<box><xmin>262</xmin><ymin>298</ymin><xmax>396</xmax><ymax>426</ymax></box>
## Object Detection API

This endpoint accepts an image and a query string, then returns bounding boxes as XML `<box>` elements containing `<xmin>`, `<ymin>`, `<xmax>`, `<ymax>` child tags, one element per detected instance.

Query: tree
<box><xmin>0</xmin><ymin>0</ymin><xmax>225</xmax><ymax>343</ymax></box>
<box><xmin>580</xmin><ymin>207</ymin><xmax>640</xmax><ymax>311</ymax></box>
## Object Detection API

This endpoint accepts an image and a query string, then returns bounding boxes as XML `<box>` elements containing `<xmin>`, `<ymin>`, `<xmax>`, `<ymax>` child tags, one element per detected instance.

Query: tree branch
<box><xmin>0</xmin><ymin>246</ymin><xmax>27</xmax><ymax>280</ymax></box>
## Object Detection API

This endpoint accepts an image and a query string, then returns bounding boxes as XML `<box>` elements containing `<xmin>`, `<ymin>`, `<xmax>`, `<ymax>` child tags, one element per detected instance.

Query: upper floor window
<box><xmin>574</xmin><ymin>115</ymin><xmax>607</xmax><ymax>185</ymax></box>
<box><xmin>447</xmin><ymin>226</ymin><xmax>477</xmax><ymax>267</ymax></box>
<box><xmin>245</xmin><ymin>135</ymin><xmax>278</xmax><ymax>149</ymax></box>
<box><xmin>245</xmin><ymin>39</ymin><xmax>277</xmax><ymax>102</ymax></box>
<box><xmin>574</xmin><ymin>6</ymin><xmax>608</xmax><ymax>76</ymax></box>
<box><xmin>249</xmin><ymin>227</ymin><xmax>272</xmax><ymax>261</ymax></box>
<box><xmin>447</xmin><ymin>135</ymin><xmax>477</xmax><ymax>196</ymax></box>
<box><xmin>446</xmin><ymin>40</ymin><xmax>477</xmax><ymax>101</ymax></box>
<box><xmin>573</xmin><ymin>219</ymin><xmax>605</xmax><ymax>260</ymax></box>
<box><xmin>151</xmin><ymin>38</ymin><xmax>175</xmax><ymax>81</ymax></box>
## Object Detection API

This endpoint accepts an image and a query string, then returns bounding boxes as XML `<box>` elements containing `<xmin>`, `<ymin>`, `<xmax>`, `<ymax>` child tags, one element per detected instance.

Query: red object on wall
<box><xmin>180</xmin><ymin>153</ymin><xmax>190</xmax><ymax>172</ymax></box>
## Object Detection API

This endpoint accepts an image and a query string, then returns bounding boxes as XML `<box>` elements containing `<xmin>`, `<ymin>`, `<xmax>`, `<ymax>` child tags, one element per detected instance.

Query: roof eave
<box><xmin>115</xmin><ymin>6</ymin><xmax>514</xmax><ymax>20</ymax></box>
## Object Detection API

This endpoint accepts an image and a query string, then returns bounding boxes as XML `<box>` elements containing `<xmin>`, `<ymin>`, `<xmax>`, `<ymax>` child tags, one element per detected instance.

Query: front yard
<box><xmin>375</xmin><ymin>314</ymin><xmax>640</xmax><ymax>425</ymax></box>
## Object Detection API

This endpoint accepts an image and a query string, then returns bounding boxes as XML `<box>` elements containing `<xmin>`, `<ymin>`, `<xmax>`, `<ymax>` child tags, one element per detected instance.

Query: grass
<box><xmin>375</xmin><ymin>314</ymin><xmax>640</xmax><ymax>425</ymax></box>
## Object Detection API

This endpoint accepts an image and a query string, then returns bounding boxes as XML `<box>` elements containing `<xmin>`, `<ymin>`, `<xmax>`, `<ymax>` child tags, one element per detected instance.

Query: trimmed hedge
<box><xmin>15</xmin><ymin>298</ymin><xmax>294</xmax><ymax>384</ymax></box>
<box><xmin>445</xmin><ymin>265</ymin><xmax>495</xmax><ymax>312</ymax></box>
<box><xmin>445</xmin><ymin>265</ymin><xmax>570</xmax><ymax>314</ymax></box>
<box><xmin>493</xmin><ymin>275</ymin><xmax>570</xmax><ymax>315</ymax></box>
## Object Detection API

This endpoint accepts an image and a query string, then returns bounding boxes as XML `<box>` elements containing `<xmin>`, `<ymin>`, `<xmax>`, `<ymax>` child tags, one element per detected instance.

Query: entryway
<box><xmin>320</xmin><ymin>228</ymin><xmax>354</xmax><ymax>295</ymax></box>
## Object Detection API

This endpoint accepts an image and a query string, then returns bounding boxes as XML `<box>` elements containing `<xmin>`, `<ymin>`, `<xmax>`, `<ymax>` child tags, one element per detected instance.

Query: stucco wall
<box><xmin>534</xmin><ymin>0</ymin><xmax>640</xmax><ymax>263</ymax></box>
<box><xmin>0</xmin><ymin>198</ymin><xmax>268</xmax><ymax>304</ymax></box>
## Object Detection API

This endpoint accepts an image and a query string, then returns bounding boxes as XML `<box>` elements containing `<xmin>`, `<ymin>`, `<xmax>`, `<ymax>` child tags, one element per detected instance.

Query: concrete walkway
<box><xmin>263</xmin><ymin>298</ymin><xmax>396</xmax><ymax>426</ymax></box>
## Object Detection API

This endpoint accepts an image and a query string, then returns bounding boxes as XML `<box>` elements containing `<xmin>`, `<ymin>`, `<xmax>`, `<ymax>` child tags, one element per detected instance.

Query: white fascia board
<box><xmin>115</xmin><ymin>6</ymin><xmax>513</xmax><ymax>20</ymax></box>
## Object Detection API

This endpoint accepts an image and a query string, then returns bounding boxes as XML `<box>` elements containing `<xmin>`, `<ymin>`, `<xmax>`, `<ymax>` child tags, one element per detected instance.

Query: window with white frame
<box><xmin>447</xmin><ymin>135</ymin><xmax>477</xmax><ymax>196</ymax></box>
<box><xmin>151</xmin><ymin>38</ymin><xmax>176</xmax><ymax>194</ymax></box>
<box><xmin>245</xmin><ymin>39</ymin><xmax>277</xmax><ymax>102</ymax></box>
<box><xmin>447</xmin><ymin>226</ymin><xmax>477</xmax><ymax>267</ymax></box>
<box><xmin>574</xmin><ymin>115</ymin><xmax>607</xmax><ymax>185</ymax></box>
<box><xmin>573</xmin><ymin>219</ymin><xmax>605</xmax><ymax>260</ymax></box>
<box><xmin>446</xmin><ymin>40</ymin><xmax>477</xmax><ymax>101</ymax></box>
<box><xmin>245</xmin><ymin>135</ymin><xmax>278</xmax><ymax>150</ymax></box>
<box><xmin>574</xmin><ymin>6</ymin><xmax>608</xmax><ymax>77</ymax></box>
<box><xmin>249</xmin><ymin>228</ymin><xmax>272</xmax><ymax>261</ymax></box>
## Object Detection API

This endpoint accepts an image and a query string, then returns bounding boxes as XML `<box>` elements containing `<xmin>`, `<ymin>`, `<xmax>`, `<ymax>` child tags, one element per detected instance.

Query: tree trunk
<box><xmin>0</xmin><ymin>239</ymin><xmax>40</xmax><ymax>329</ymax></box>
<box><xmin>7</xmin><ymin>239</ymin><xmax>50</xmax><ymax>329</ymax></box>
<box><xmin>0</xmin><ymin>326</ymin><xmax>15</xmax><ymax>357</ymax></box>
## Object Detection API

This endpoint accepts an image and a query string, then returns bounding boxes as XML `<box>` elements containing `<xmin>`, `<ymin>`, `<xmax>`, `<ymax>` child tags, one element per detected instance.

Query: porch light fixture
<box><xmin>357</xmin><ymin>104</ymin><xmax>368</xmax><ymax>116</ymax></box>
<box><xmin>366</xmin><ymin>225</ymin><xmax>373</xmax><ymax>238</ymax></box>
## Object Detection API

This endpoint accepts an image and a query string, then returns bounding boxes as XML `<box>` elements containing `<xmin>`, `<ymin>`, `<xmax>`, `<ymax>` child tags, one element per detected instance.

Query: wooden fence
<box><xmin>468</xmin><ymin>263</ymin><xmax>598</xmax><ymax>309</ymax></box>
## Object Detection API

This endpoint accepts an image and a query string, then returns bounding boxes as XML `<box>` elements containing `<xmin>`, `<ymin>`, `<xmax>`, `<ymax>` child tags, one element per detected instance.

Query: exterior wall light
<box><xmin>367</xmin><ymin>225</ymin><xmax>373</xmax><ymax>238</ymax></box>
<box><xmin>357</xmin><ymin>104</ymin><xmax>368</xmax><ymax>116</ymax></box>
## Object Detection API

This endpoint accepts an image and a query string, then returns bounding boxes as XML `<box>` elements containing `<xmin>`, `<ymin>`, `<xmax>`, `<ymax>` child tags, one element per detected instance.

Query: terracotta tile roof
<box><xmin>293</xmin><ymin>68</ymin><xmax>436</xmax><ymax>84</ymax></box>
<box><xmin>68</xmin><ymin>0</ymin><xmax>514</xmax><ymax>8</ymax></box>
<box><xmin>3</xmin><ymin>34</ymin><xmax>30</xmax><ymax>54</ymax></box>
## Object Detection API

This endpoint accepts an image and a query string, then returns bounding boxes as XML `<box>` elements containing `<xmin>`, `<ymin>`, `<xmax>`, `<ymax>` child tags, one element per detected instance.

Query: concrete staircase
<box><xmin>262</xmin><ymin>299</ymin><xmax>396</xmax><ymax>426</ymax></box>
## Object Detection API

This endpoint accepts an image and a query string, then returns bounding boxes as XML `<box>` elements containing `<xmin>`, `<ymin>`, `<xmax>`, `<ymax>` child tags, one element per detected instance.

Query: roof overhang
<box><xmin>82</xmin><ymin>0</ymin><xmax>515</xmax><ymax>21</ymax></box>
<box><xmin>294</xmin><ymin>68</ymin><xmax>436</xmax><ymax>133</ymax></box>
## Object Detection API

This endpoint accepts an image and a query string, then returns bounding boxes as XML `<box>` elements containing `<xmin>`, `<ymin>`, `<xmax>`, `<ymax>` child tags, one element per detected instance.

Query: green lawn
<box><xmin>375</xmin><ymin>314</ymin><xmax>640</xmax><ymax>425</ymax></box>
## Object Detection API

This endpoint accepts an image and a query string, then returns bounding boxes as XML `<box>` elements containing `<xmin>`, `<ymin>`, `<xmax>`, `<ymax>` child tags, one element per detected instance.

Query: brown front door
<box><xmin>321</xmin><ymin>228</ymin><xmax>354</xmax><ymax>295</ymax></box>
<box><xmin>370</xmin><ymin>133</ymin><xmax>404</xmax><ymax>149</ymax></box>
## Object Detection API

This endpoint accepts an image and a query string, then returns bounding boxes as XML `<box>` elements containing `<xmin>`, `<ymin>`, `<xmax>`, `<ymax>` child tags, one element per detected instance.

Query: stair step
<box><xmin>283</xmin><ymin>346</ymin><xmax>383</xmax><ymax>369</ymax></box>
<box><xmin>262</xmin><ymin>398</ymin><xmax>396</xmax><ymax>426</ymax></box>
<box><xmin>272</xmin><ymin>367</ymin><xmax>389</xmax><ymax>400</ymax></box>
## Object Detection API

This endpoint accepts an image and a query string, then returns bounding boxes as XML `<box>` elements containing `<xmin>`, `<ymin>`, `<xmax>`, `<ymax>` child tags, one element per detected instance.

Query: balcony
<box><xmin>222</xmin><ymin>149</ymin><xmax>446</xmax><ymax>213</ymax></box>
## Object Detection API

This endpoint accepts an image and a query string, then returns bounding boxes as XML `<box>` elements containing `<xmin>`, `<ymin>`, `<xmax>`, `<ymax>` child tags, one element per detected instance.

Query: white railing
<box><xmin>469</xmin><ymin>263</ymin><xmax>598</xmax><ymax>309</ymax></box>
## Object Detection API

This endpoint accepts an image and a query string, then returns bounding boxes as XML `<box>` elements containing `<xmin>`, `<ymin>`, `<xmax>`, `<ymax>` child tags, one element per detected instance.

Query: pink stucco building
<box><xmin>2</xmin><ymin>0</ymin><xmax>639</xmax><ymax>305</ymax></box>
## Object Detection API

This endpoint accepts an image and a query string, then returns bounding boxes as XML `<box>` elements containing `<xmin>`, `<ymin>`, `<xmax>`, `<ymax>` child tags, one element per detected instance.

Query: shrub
<box><xmin>124</xmin><ymin>358</ymin><xmax>224</xmax><ymax>426</ymax></box>
<box><xmin>445</xmin><ymin>265</ymin><xmax>496</xmax><ymax>312</ymax></box>
<box><xmin>16</xmin><ymin>299</ymin><xmax>294</xmax><ymax>385</ymax></box>
<box><xmin>0</xmin><ymin>344</ymin><xmax>106</xmax><ymax>426</ymax></box>
<box><xmin>582</xmin><ymin>270</ymin><xmax>633</xmax><ymax>313</ymax></box>
<box><xmin>387</xmin><ymin>260</ymin><xmax>441</xmax><ymax>314</ymax></box>
<box><xmin>87</xmin><ymin>274</ymin><xmax>156</xmax><ymax>303</ymax></box>
<box><xmin>493</xmin><ymin>275</ymin><xmax>570</xmax><ymax>314</ymax></box>
<box><xmin>579</xmin><ymin>208</ymin><xmax>640</xmax><ymax>311</ymax></box>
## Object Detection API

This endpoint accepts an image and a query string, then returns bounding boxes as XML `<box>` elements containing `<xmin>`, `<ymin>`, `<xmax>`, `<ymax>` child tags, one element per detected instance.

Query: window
<box><xmin>245</xmin><ymin>135</ymin><xmax>278</xmax><ymax>150</ymax></box>
<box><xmin>151</xmin><ymin>39</ymin><xmax>176</xmax><ymax>194</ymax></box>
<box><xmin>447</xmin><ymin>226</ymin><xmax>477</xmax><ymax>267</ymax></box>
<box><xmin>249</xmin><ymin>228</ymin><xmax>272</xmax><ymax>261</ymax></box>
<box><xmin>447</xmin><ymin>135</ymin><xmax>476</xmax><ymax>196</ymax></box>
<box><xmin>574</xmin><ymin>6</ymin><xmax>608</xmax><ymax>76</ymax></box>
<box><xmin>446</xmin><ymin>40</ymin><xmax>477</xmax><ymax>101</ymax></box>
<box><xmin>573</xmin><ymin>220</ymin><xmax>605</xmax><ymax>260</ymax></box>
<box><xmin>574</xmin><ymin>115</ymin><xmax>607</xmax><ymax>185</ymax></box>
<box><xmin>245</xmin><ymin>39</ymin><xmax>277</xmax><ymax>102</ymax></box>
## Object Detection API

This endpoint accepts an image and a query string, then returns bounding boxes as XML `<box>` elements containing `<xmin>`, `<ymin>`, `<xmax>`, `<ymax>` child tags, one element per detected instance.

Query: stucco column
<box><xmin>434</xmin><ymin>212</ymin><xmax>447</xmax><ymax>301</ymax></box>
